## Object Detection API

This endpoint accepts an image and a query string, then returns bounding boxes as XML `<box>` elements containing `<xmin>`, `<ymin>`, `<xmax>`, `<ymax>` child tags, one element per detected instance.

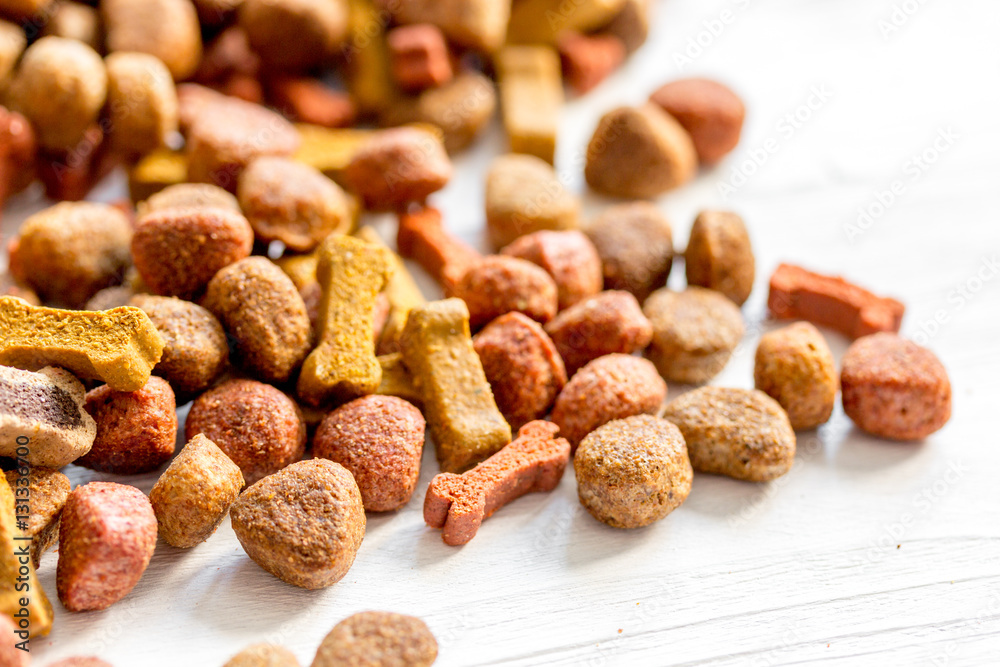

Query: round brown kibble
<box><xmin>544</xmin><ymin>290</ymin><xmax>652</xmax><ymax>376</ymax></box>
<box><xmin>202</xmin><ymin>257</ymin><xmax>312</xmax><ymax>384</ymax></box>
<box><xmin>8</xmin><ymin>36</ymin><xmax>106</xmax><ymax>150</ymax></box>
<box><xmin>754</xmin><ymin>322</ymin><xmax>837</xmax><ymax>430</ymax></box>
<box><xmin>129</xmin><ymin>295</ymin><xmax>229</xmax><ymax>400</ymax></box>
<box><xmin>139</xmin><ymin>183</ymin><xmax>242</xmax><ymax>217</ymax></box>
<box><xmin>663</xmin><ymin>387</ymin><xmax>796</xmax><ymax>482</ymax></box>
<box><xmin>238</xmin><ymin>157</ymin><xmax>352</xmax><ymax>252</ymax></box>
<box><xmin>131</xmin><ymin>206</ymin><xmax>254</xmax><ymax>299</ymax></box>
<box><xmin>41</xmin><ymin>2</ymin><xmax>101</xmax><ymax>50</ymax></box>
<box><xmin>230</xmin><ymin>458</ymin><xmax>364</xmax><ymax>589</ymax></box>
<box><xmin>344</xmin><ymin>127</ymin><xmax>451</xmax><ymax>211</ymax></box>
<box><xmin>239</xmin><ymin>0</ymin><xmax>347</xmax><ymax>70</ymax></box>
<box><xmin>650</xmin><ymin>78</ymin><xmax>745</xmax><ymax>165</ymax></box>
<box><xmin>586</xmin><ymin>202</ymin><xmax>674</xmax><ymax>303</ymax></box>
<box><xmin>14</xmin><ymin>202</ymin><xmax>132</xmax><ymax>308</ymax></box>
<box><xmin>79</xmin><ymin>376</ymin><xmax>177</xmax><ymax>474</ymax></box>
<box><xmin>449</xmin><ymin>255</ymin><xmax>559</xmax><ymax>330</ymax></box>
<box><xmin>485</xmin><ymin>153</ymin><xmax>580</xmax><ymax>250</ymax></box>
<box><xmin>643</xmin><ymin>287</ymin><xmax>744</xmax><ymax>384</ymax></box>
<box><xmin>575</xmin><ymin>415</ymin><xmax>692</xmax><ymax>529</ymax></box>
<box><xmin>185</xmin><ymin>379</ymin><xmax>306</xmax><ymax>485</ymax></box>
<box><xmin>313</xmin><ymin>396</ymin><xmax>425</xmax><ymax>512</ymax></box>
<box><xmin>103</xmin><ymin>0</ymin><xmax>203</xmax><ymax>80</ymax></box>
<box><xmin>840</xmin><ymin>333</ymin><xmax>951</xmax><ymax>441</ymax></box>
<box><xmin>104</xmin><ymin>52</ymin><xmax>178</xmax><ymax>156</ymax></box>
<box><xmin>223</xmin><ymin>644</ymin><xmax>300</xmax><ymax>667</ymax></box>
<box><xmin>685</xmin><ymin>210</ymin><xmax>755</xmax><ymax>306</ymax></box>
<box><xmin>473</xmin><ymin>312</ymin><xmax>567</xmax><ymax>430</ymax></box>
<box><xmin>500</xmin><ymin>230</ymin><xmax>602</xmax><ymax>311</ymax></box>
<box><xmin>312</xmin><ymin>611</ymin><xmax>437</xmax><ymax>667</ymax></box>
<box><xmin>551</xmin><ymin>354</ymin><xmax>666</xmax><ymax>449</ymax></box>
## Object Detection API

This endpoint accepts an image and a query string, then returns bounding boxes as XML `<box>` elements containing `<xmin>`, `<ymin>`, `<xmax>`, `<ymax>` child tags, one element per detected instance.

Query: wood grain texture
<box><xmin>4</xmin><ymin>0</ymin><xmax>999</xmax><ymax>664</ymax></box>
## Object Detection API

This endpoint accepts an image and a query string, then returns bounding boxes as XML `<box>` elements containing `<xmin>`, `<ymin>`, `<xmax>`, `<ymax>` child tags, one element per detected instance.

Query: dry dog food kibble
<box><xmin>382</xmin><ymin>0</ymin><xmax>508</xmax><ymax>52</ymax></box>
<box><xmin>586</xmin><ymin>201</ymin><xmax>674</xmax><ymax>303</ymax></box>
<box><xmin>131</xmin><ymin>206</ymin><xmax>254</xmax><ymax>299</ymax></box>
<box><xmin>0</xmin><ymin>365</ymin><xmax>95</xmax><ymax>468</ymax></box>
<box><xmin>78</xmin><ymin>376</ymin><xmax>178</xmax><ymax>475</ymax></box>
<box><xmin>297</xmin><ymin>236</ymin><xmax>391</xmax><ymax>406</ymax></box>
<box><xmin>474</xmin><ymin>312</ymin><xmax>567</xmax><ymax>430</ymax></box>
<box><xmin>557</xmin><ymin>32</ymin><xmax>626</xmax><ymax>94</ymax></box>
<box><xmin>11</xmin><ymin>202</ymin><xmax>132</xmax><ymax>308</ymax></box>
<box><xmin>238</xmin><ymin>156</ymin><xmax>352</xmax><ymax>252</ymax></box>
<box><xmin>448</xmin><ymin>255</ymin><xmax>559</xmax><ymax>329</ymax></box>
<box><xmin>507</xmin><ymin>0</ymin><xmax>623</xmax><ymax>43</ymax></box>
<box><xmin>224</xmin><ymin>644</ymin><xmax>301</xmax><ymax>667</ymax></box>
<box><xmin>0</xmin><ymin>107</ymin><xmax>36</xmax><ymax>209</ymax></box>
<box><xmin>551</xmin><ymin>354</ymin><xmax>666</xmax><ymax>448</ymax></box>
<box><xmin>663</xmin><ymin>387</ymin><xmax>796</xmax><ymax>482</ymax></box>
<box><xmin>150</xmin><ymin>433</ymin><xmax>244</xmax><ymax>548</ymax></box>
<box><xmin>397</xmin><ymin>206</ymin><xmax>482</xmax><ymax>286</ymax></box>
<box><xmin>768</xmin><ymin>263</ymin><xmax>905</xmax><ymax>339</ymax></box>
<box><xmin>186</xmin><ymin>379</ymin><xmax>306</xmax><ymax>485</ymax></box>
<box><xmin>311</xmin><ymin>611</ymin><xmax>438</xmax><ymax>667</ymax></box>
<box><xmin>754</xmin><ymin>322</ymin><xmax>837</xmax><ymax>430</ymax></box>
<box><xmin>138</xmin><ymin>182</ymin><xmax>242</xmax><ymax>216</ymax></box>
<box><xmin>57</xmin><ymin>482</ymin><xmax>157</xmax><ymax>611</ymax></box>
<box><xmin>203</xmin><ymin>257</ymin><xmax>312</xmax><ymax>384</ymax></box>
<box><xmin>230</xmin><ymin>458</ymin><xmax>365</xmax><ymax>589</ymax></box>
<box><xmin>575</xmin><ymin>415</ymin><xmax>692</xmax><ymax>529</ymax></box>
<box><xmin>42</xmin><ymin>2</ymin><xmax>102</xmax><ymax>50</ymax></box>
<box><xmin>387</xmin><ymin>23</ymin><xmax>453</xmax><ymax>91</ymax></box>
<box><xmin>266</xmin><ymin>76</ymin><xmax>357</xmax><ymax>129</ymax></box>
<box><xmin>385</xmin><ymin>71</ymin><xmax>497</xmax><ymax>153</ymax></box>
<box><xmin>840</xmin><ymin>332</ymin><xmax>951</xmax><ymax>440</ymax></box>
<box><xmin>239</xmin><ymin>0</ymin><xmax>347</xmax><ymax>70</ymax></box>
<box><xmin>104</xmin><ymin>52</ymin><xmax>179</xmax><ymax>157</ymax></box>
<box><xmin>3</xmin><ymin>467</ymin><xmax>70</xmax><ymax>568</ymax></box>
<box><xmin>643</xmin><ymin>287</ymin><xmax>744</xmax><ymax>384</ymax></box>
<box><xmin>313</xmin><ymin>395</ymin><xmax>426</xmax><ymax>512</ymax></box>
<box><xmin>585</xmin><ymin>104</ymin><xmax>697</xmax><ymax>198</ymax></box>
<box><xmin>500</xmin><ymin>230</ymin><xmax>603</xmax><ymax>311</ymax></box>
<box><xmin>401</xmin><ymin>298</ymin><xmax>511</xmax><ymax>473</ymax></box>
<box><xmin>425</xmin><ymin>420</ymin><xmax>570</xmax><ymax>545</ymax></box>
<box><xmin>0</xmin><ymin>474</ymin><xmax>52</xmax><ymax>637</ymax></box>
<box><xmin>544</xmin><ymin>290</ymin><xmax>652</xmax><ymax>376</ymax></box>
<box><xmin>344</xmin><ymin>127</ymin><xmax>452</xmax><ymax>211</ymax></box>
<box><xmin>649</xmin><ymin>78</ymin><xmax>745</xmax><ymax>165</ymax></box>
<box><xmin>376</xmin><ymin>352</ymin><xmax>424</xmax><ymax>406</ymax></box>
<box><xmin>0</xmin><ymin>297</ymin><xmax>165</xmax><ymax>392</ymax></box>
<box><xmin>103</xmin><ymin>0</ymin><xmax>203</xmax><ymax>80</ymax></box>
<box><xmin>0</xmin><ymin>20</ymin><xmax>25</xmax><ymax>89</ymax></box>
<box><xmin>496</xmin><ymin>45</ymin><xmax>562</xmax><ymax>164</ymax></box>
<box><xmin>685</xmin><ymin>210</ymin><xmax>755</xmax><ymax>306</ymax></box>
<box><xmin>485</xmin><ymin>153</ymin><xmax>580</xmax><ymax>249</ymax></box>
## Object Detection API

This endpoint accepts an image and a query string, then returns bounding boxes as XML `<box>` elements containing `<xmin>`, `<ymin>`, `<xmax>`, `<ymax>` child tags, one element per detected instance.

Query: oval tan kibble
<box><xmin>754</xmin><ymin>322</ymin><xmax>837</xmax><ymax>430</ymax></box>
<box><xmin>662</xmin><ymin>386</ymin><xmax>796</xmax><ymax>482</ymax></box>
<box><xmin>685</xmin><ymin>210</ymin><xmax>755</xmax><ymax>306</ymax></box>
<box><xmin>104</xmin><ymin>52</ymin><xmax>178</xmax><ymax>157</ymax></box>
<box><xmin>485</xmin><ymin>153</ymin><xmax>580</xmax><ymax>250</ymax></box>
<box><xmin>311</xmin><ymin>611</ymin><xmax>438</xmax><ymax>667</ymax></box>
<box><xmin>230</xmin><ymin>458</ymin><xmax>365</xmax><ymax>589</ymax></box>
<box><xmin>103</xmin><ymin>0</ymin><xmax>203</xmax><ymax>80</ymax></box>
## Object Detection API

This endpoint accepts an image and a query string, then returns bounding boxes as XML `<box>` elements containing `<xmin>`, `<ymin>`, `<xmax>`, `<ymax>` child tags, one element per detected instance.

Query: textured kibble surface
<box><xmin>345</xmin><ymin>127</ymin><xmax>451</xmax><ymax>211</ymax></box>
<box><xmin>575</xmin><ymin>415</ymin><xmax>693</xmax><ymax>529</ymax></box>
<box><xmin>448</xmin><ymin>255</ymin><xmax>559</xmax><ymax>329</ymax></box>
<box><xmin>586</xmin><ymin>202</ymin><xmax>674</xmax><ymax>303</ymax></box>
<box><xmin>485</xmin><ymin>153</ymin><xmax>580</xmax><ymax>249</ymax></box>
<box><xmin>138</xmin><ymin>182</ymin><xmax>241</xmax><ymax>217</ymax></box>
<box><xmin>685</xmin><ymin>210</ymin><xmax>755</xmax><ymax>306</ymax></box>
<box><xmin>312</xmin><ymin>611</ymin><xmax>438</xmax><ymax>667</ymax></box>
<box><xmin>223</xmin><ymin>643</ymin><xmax>300</xmax><ymax>667</ymax></box>
<box><xmin>3</xmin><ymin>466</ymin><xmax>70</xmax><ymax>567</ymax></box>
<box><xmin>649</xmin><ymin>78</ymin><xmax>745</xmax><ymax>165</ymax></box>
<box><xmin>500</xmin><ymin>230</ymin><xmax>603</xmax><ymax>311</ymax></box>
<box><xmin>754</xmin><ymin>322</ymin><xmax>837</xmax><ymax>430</ymax></box>
<box><xmin>840</xmin><ymin>332</ymin><xmax>951</xmax><ymax>440</ymax></box>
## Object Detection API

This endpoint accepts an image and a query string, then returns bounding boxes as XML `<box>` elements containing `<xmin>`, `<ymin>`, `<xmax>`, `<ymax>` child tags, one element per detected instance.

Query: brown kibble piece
<box><xmin>384</xmin><ymin>72</ymin><xmax>496</xmax><ymax>153</ymax></box>
<box><xmin>231</xmin><ymin>459</ymin><xmax>364</xmax><ymax>589</ymax></box>
<box><xmin>314</xmin><ymin>395</ymin><xmax>425</xmax><ymax>512</ymax></box>
<box><xmin>396</xmin><ymin>206</ymin><xmax>481</xmax><ymax>287</ymax></box>
<box><xmin>85</xmin><ymin>286</ymin><xmax>137</xmax><ymax>312</ymax></box>
<box><xmin>768</xmin><ymin>263</ymin><xmax>905</xmax><ymax>339</ymax></box>
<box><xmin>643</xmin><ymin>287</ymin><xmax>744</xmax><ymax>384</ymax></box>
<box><xmin>276</xmin><ymin>251</ymin><xmax>323</xmax><ymax>329</ymax></box>
<box><xmin>297</xmin><ymin>236</ymin><xmax>390</xmax><ymax>406</ymax></box>
<box><xmin>139</xmin><ymin>182</ymin><xmax>241</xmax><ymax>217</ymax></box>
<box><xmin>239</xmin><ymin>0</ymin><xmax>347</xmax><ymax>70</ymax></box>
<box><xmin>448</xmin><ymin>255</ymin><xmax>559</xmax><ymax>330</ymax></box>
<box><xmin>0</xmin><ymin>20</ymin><xmax>26</xmax><ymax>89</ymax></box>
<box><xmin>840</xmin><ymin>333</ymin><xmax>951</xmax><ymax>441</ymax></box>
<box><xmin>755</xmin><ymin>322</ymin><xmax>837</xmax><ymax>430</ymax></box>
<box><xmin>496</xmin><ymin>45</ymin><xmax>562</xmax><ymax>164</ymax></box>
<box><xmin>383</xmin><ymin>0</ymin><xmax>509</xmax><ymax>52</ymax></box>
<box><xmin>35</xmin><ymin>125</ymin><xmax>117</xmax><ymax>202</ymax></box>
<box><xmin>0</xmin><ymin>297</ymin><xmax>165</xmax><ymax>392</ymax></box>
<box><xmin>507</xmin><ymin>0</ymin><xmax>623</xmax><ymax>44</ymax></box>
<box><xmin>501</xmin><ymin>230</ymin><xmax>603</xmax><ymax>310</ymax></box>
<box><xmin>557</xmin><ymin>32</ymin><xmax>626</xmax><ymax>94</ymax></box>
<box><xmin>400</xmin><ymin>298</ymin><xmax>511</xmax><ymax>473</ymax></box>
<box><xmin>474</xmin><ymin>312</ymin><xmax>567</xmax><ymax>430</ymax></box>
<box><xmin>266</xmin><ymin>76</ymin><xmax>357</xmax><ymax>128</ymax></box>
<box><xmin>663</xmin><ymin>387</ymin><xmax>796</xmax><ymax>482</ymax></box>
<box><xmin>551</xmin><ymin>354</ymin><xmax>666</xmax><ymax>449</ymax></box>
<box><xmin>14</xmin><ymin>202</ymin><xmax>132</xmax><ymax>308</ymax></box>
<box><xmin>650</xmin><ymin>78</ymin><xmax>745</xmax><ymax>165</ymax></box>
<box><xmin>186</xmin><ymin>379</ymin><xmax>306</xmax><ymax>485</ymax></box>
<box><xmin>387</xmin><ymin>23</ymin><xmax>453</xmax><ymax>92</ymax></box>
<box><xmin>39</xmin><ymin>4</ymin><xmax>95</xmax><ymax>52</ymax></box>
<box><xmin>544</xmin><ymin>291</ymin><xmax>652</xmax><ymax>376</ymax></box>
<box><xmin>57</xmin><ymin>482</ymin><xmax>157</xmax><ymax>611</ymax></box>
<box><xmin>485</xmin><ymin>153</ymin><xmax>579</xmax><ymax>249</ymax></box>
<box><xmin>0</xmin><ymin>107</ymin><xmax>36</xmax><ymax>208</ymax></box>
<box><xmin>575</xmin><ymin>415</ymin><xmax>692</xmax><ymax>529</ymax></box>
<box><xmin>129</xmin><ymin>294</ymin><xmax>229</xmax><ymax>399</ymax></box>
<box><xmin>0</xmin><ymin>475</ymin><xmax>52</xmax><ymax>637</ymax></box>
<box><xmin>344</xmin><ymin>127</ymin><xmax>451</xmax><ymax>211</ymax></box>
<box><xmin>685</xmin><ymin>210</ymin><xmax>755</xmax><ymax>306</ymax></box>
<box><xmin>586</xmin><ymin>201</ymin><xmax>673</xmax><ymax>303</ymax></box>
<box><xmin>225</xmin><ymin>644</ymin><xmax>301</xmax><ymax>667</ymax></box>
<box><xmin>150</xmin><ymin>433</ymin><xmax>244</xmax><ymax>548</ymax></box>
<box><xmin>312</xmin><ymin>611</ymin><xmax>437</xmax><ymax>667</ymax></box>
<box><xmin>132</xmin><ymin>206</ymin><xmax>254</xmax><ymax>299</ymax></box>
<box><xmin>105</xmin><ymin>52</ymin><xmax>178</xmax><ymax>158</ymax></box>
<box><xmin>3</xmin><ymin>467</ymin><xmax>70</xmax><ymax>568</ymax></box>
<box><xmin>585</xmin><ymin>104</ymin><xmax>697</xmax><ymax>198</ymax></box>
<box><xmin>79</xmin><ymin>376</ymin><xmax>177</xmax><ymax>475</ymax></box>
<box><xmin>356</xmin><ymin>227</ymin><xmax>427</xmax><ymax>355</ymax></box>
<box><xmin>605</xmin><ymin>0</ymin><xmax>650</xmax><ymax>53</ymax></box>
<box><xmin>425</xmin><ymin>420</ymin><xmax>569</xmax><ymax>545</ymax></box>
<box><xmin>103</xmin><ymin>0</ymin><xmax>202</xmax><ymax>80</ymax></box>
<box><xmin>195</xmin><ymin>25</ymin><xmax>260</xmax><ymax>86</ymax></box>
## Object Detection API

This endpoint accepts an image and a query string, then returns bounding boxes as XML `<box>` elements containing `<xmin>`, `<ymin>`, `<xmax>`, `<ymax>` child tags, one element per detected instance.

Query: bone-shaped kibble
<box><xmin>424</xmin><ymin>420</ymin><xmax>570</xmax><ymax>546</ymax></box>
<box><xmin>297</xmin><ymin>236</ymin><xmax>392</xmax><ymax>406</ymax></box>
<box><xmin>0</xmin><ymin>296</ymin><xmax>164</xmax><ymax>391</ymax></box>
<box><xmin>355</xmin><ymin>226</ymin><xmax>426</xmax><ymax>355</ymax></box>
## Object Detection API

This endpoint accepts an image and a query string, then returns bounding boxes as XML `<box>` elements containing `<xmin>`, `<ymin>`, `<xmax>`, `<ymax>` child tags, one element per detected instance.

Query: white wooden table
<box><xmin>6</xmin><ymin>0</ymin><xmax>999</xmax><ymax>664</ymax></box>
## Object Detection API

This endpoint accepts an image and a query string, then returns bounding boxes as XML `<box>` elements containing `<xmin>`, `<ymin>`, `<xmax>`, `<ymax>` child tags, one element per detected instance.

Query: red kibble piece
<box><xmin>387</xmin><ymin>24</ymin><xmax>454</xmax><ymax>92</ymax></box>
<box><xmin>557</xmin><ymin>31</ymin><xmax>626</xmax><ymax>94</ymax></box>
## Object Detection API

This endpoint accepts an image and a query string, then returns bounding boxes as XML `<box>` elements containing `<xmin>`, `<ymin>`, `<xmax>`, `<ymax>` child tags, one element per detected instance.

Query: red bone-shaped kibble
<box><xmin>424</xmin><ymin>420</ymin><xmax>570</xmax><ymax>546</ymax></box>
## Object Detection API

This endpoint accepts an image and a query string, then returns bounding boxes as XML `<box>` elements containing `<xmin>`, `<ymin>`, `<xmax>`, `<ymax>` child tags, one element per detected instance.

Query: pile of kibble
<box><xmin>0</xmin><ymin>0</ymin><xmax>952</xmax><ymax>664</ymax></box>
